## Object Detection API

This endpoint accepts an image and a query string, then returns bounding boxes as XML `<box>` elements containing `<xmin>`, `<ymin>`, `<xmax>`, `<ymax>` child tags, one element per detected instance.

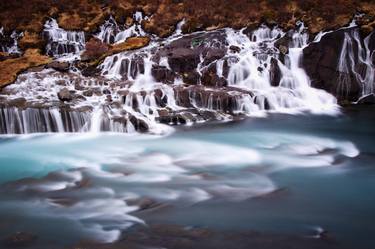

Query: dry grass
<box><xmin>1</xmin><ymin>0</ymin><xmax>374</xmax><ymax>37</ymax></box>
<box><xmin>0</xmin><ymin>49</ymin><xmax>51</xmax><ymax>88</ymax></box>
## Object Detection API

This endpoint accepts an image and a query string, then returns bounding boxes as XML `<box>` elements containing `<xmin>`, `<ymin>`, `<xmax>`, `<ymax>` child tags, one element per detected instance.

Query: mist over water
<box><xmin>0</xmin><ymin>107</ymin><xmax>374</xmax><ymax>248</ymax></box>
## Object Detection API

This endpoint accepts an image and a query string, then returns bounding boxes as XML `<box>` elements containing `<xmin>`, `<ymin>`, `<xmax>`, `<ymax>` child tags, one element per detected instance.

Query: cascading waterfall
<box><xmin>0</xmin><ymin>107</ymin><xmax>91</xmax><ymax>134</ymax></box>
<box><xmin>0</xmin><ymin>27</ymin><xmax>21</xmax><ymax>54</ymax></box>
<box><xmin>225</xmin><ymin>23</ymin><xmax>337</xmax><ymax>114</ymax></box>
<box><xmin>95</xmin><ymin>12</ymin><xmax>147</xmax><ymax>44</ymax></box>
<box><xmin>0</xmin><ymin>18</ymin><xmax>343</xmax><ymax>135</ymax></box>
<box><xmin>337</xmin><ymin>28</ymin><xmax>375</xmax><ymax>97</ymax></box>
<box><xmin>43</xmin><ymin>19</ymin><xmax>85</xmax><ymax>58</ymax></box>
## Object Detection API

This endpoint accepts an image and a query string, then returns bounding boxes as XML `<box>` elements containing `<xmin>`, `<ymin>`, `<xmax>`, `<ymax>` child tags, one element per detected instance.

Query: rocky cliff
<box><xmin>0</xmin><ymin>0</ymin><xmax>374</xmax><ymax>134</ymax></box>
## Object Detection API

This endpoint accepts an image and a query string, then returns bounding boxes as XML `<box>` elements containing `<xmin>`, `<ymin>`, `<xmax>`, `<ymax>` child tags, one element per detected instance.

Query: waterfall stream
<box><xmin>43</xmin><ymin>19</ymin><xmax>85</xmax><ymax>59</ymax></box>
<box><xmin>5</xmin><ymin>17</ymin><xmax>371</xmax><ymax>135</ymax></box>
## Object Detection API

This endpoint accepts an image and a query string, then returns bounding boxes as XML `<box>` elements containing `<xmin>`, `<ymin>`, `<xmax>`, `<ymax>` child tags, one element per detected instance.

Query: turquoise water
<box><xmin>0</xmin><ymin>106</ymin><xmax>374</xmax><ymax>248</ymax></box>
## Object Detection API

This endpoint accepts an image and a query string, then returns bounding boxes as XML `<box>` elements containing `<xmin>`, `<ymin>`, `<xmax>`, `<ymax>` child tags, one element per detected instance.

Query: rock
<box><xmin>82</xmin><ymin>89</ymin><xmax>93</xmax><ymax>97</ymax></box>
<box><xmin>3</xmin><ymin>232</ymin><xmax>37</xmax><ymax>247</ymax></box>
<box><xmin>102</xmin><ymin>88</ymin><xmax>111</xmax><ymax>95</ymax></box>
<box><xmin>182</xmin><ymin>71</ymin><xmax>200</xmax><ymax>85</ymax></box>
<box><xmin>357</xmin><ymin>93</ymin><xmax>375</xmax><ymax>105</ymax></box>
<box><xmin>229</xmin><ymin>45</ymin><xmax>241</xmax><ymax>53</ymax></box>
<box><xmin>57</xmin><ymin>87</ymin><xmax>74</xmax><ymax>102</ymax></box>
<box><xmin>106</xmin><ymin>95</ymin><xmax>112</xmax><ymax>102</ymax></box>
<box><xmin>269</xmin><ymin>57</ymin><xmax>281</xmax><ymax>86</ymax></box>
<box><xmin>168</xmin><ymin>48</ymin><xmax>201</xmax><ymax>73</ymax></box>
<box><xmin>279</xmin><ymin>45</ymin><xmax>288</xmax><ymax>55</ymax></box>
<box><xmin>201</xmin><ymin>63</ymin><xmax>227</xmax><ymax>87</ymax></box>
<box><xmin>302</xmin><ymin>27</ymin><xmax>362</xmax><ymax>101</ymax></box>
<box><xmin>81</xmin><ymin>37</ymin><xmax>109</xmax><ymax>62</ymax></box>
<box><xmin>127</xmin><ymin>197</ymin><xmax>161</xmax><ymax>211</ymax></box>
<box><xmin>156</xmin><ymin>30</ymin><xmax>227</xmax><ymax>85</ymax></box>
<box><xmin>151</xmin><ymin>65</ymin><xmax>176</xmax><ymax>84</ymax></box>
<box><xmin>47</xmin><ymin>61</ymin><xmax>70</xmax><ymax>72</ymax></box>
<box><xmin>8</xmin><ymin>97</ymin><xmax>27</xmax><ymax>108</ymax></box>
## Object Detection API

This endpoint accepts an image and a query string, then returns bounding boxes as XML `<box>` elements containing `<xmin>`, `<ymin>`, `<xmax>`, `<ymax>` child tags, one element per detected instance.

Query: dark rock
<box><xmin>168</xmin><ymin>47</ymin><xmax>201</xmax><ymax>73</ymax></box>
<box><xmin>82</xmin><ymin>89</ymin><xmax>93</xmax><ymax>97</ymax></box>
<box><xmin>55</xmin><ymin>79</ymin><xmax>67</xmax><ymax>86</ymax></box>
<box><xmin>269</xmin><ymin>57</ymin><xmax>281</xmax><ymax>86</ymax></box>
<box><xmin>81</xmin><ymin>65</ymin><xmax>101</xmax><ymax>77</ymax></box>
<box><xmin>182</xmin><ymin>71</ymin><xmax>200</xmax><ymax>85</ymax></box>
<box><xmin>102</xmin><ymin>88</ymin><xmax>111</xmax><ymax>95</ymax></box>
<box><xmin>57</xmin><ymin>87</ymin><xmax>74</xmax><ymax>102</ymax></box>
<box><xmin>151</xmin><ymin>65</ymin><xmax>176</xmax><ymax>84</ymax></box>
<box><xmin>47</xmin><ymin>61</ymin><xmax>70</xmax><ymax>72</ymax></box>
<box><xmin>3</xmin><ymin>232</ymin><xmax>37</xmax><ymax>247</ymax></box>
<box><xmin>229</xmin><ymin>45</ymin><xmax>241</xmax><ymax>53</ymax></box>
<box><xmin>26</xmin><ymin>65</ymin><xmax>45</xmax><ymax>73</ymax></box>
<box><xmin>129</xmin><ymin>115</ymin><xmax>149</xmax><ymax>132</ymax></box>
<box><xmin>156</xmin><ymin>30</ymin><xmax>227</xmax><ymax>85</ymax></box>
<box><xmin>8</xmin><ymin>97</ymin><xmax>27</xmax><ymax>108</ymax></box>
<box><xmin>106</xmin><ymin>95</ymin><xmax>113</xmax><ymax>102</ymax></box>
<box><xmin>201</xmin><ymin>63</ymin><xmax>227</xmax><ymax>87</ymax></box>
<box><xmin>81</xmin><ymin>37</ymin><xmax>109</xmax><ymax>62</ymax></box>
<box><xmin>302</xmin><ymin>27</ymin><xmax>363</xmax><ymax>101</ymax></box>
<box><xmin>357</xmin><ymin>93</ymin><xmax>375</xmax><ymax>104</ymax></box>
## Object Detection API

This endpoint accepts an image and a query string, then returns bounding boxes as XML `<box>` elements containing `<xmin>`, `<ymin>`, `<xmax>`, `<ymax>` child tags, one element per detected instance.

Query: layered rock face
<box><xmin>0</xmin><ymin>2</ymin><xmax>374</xmax><ymax>134</ymax></box>
<box><xmin>303</xmin><ymin>26</ymin><xmax>375</xmax><ymax>102</ymax></box>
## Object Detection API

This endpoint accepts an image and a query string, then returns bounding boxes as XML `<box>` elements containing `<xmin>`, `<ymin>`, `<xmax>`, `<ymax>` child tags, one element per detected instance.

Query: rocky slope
<box><xmin>0</xmin><ymin>1</ymin><xmax>374</xmax><ymax>134</ymax></box>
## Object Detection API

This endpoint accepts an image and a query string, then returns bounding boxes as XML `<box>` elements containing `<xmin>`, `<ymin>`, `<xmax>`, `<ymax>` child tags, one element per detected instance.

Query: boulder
<box><xmin>47</xmin><ymin>61</ymin><xmax>70</xmax><ymax>72</ymax></box>
<box><xmin>57</xmin><ymin>87</ymin><xmax>74</xmax><ymax>102</ymax></box>
<box><xmin>3</xmin><ymin>232</ymin><xmax>37</xmax><ymax>247</ymax></box>
<box><xmin>357</xmin><ymin>93</ymin><xmax>375</xmax><ymax>105</ymax></box>
<box><xmin>302</xmin><ymin>27</ymin><xmax>363</xmax><ymax>101</ymax></box>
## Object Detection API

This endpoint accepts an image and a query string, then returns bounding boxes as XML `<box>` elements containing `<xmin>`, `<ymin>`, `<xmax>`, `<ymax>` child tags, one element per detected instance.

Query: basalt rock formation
<box><xmin>0</xmin><ymin>1</ymin><xmax>374</xmax><ymax>134</ymax></box>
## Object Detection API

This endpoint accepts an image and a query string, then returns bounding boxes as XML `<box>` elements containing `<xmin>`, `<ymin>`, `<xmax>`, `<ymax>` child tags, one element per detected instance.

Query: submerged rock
<box><xmin>3</xmin><ymin>232</ymin><xmax>37</xmax><ymax>247</ymax></box>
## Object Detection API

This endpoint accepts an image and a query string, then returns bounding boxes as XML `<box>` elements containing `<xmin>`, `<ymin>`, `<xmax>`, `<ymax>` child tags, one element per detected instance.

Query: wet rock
<box><xmin>81</xmin><ymin>37</ymin><xmax>110</xmax><ymax>62</ymax></box>
<box><xmin>168</xmin><ymin>48</ymin><xmax>200</xmax><ymax>73</ymax></box>
<box><xmin>106</xmin><ymin>95</ymin><xmax>113</xmax><ymax>102</ymax></box>
<box><xmin>127</xmin><ymin>197</ymin><xmax>162</xmax><ymax>211</ymax></box>
<box><xmin>357</xmin><ymin>93</ymin><xmax>375</xmax><ymax>104</ymax></box>
<box><xmin>302</xmin><ymin>27</ymin><xmax>362</xmax><ymax>101</ymax></box>
<box><xmin>82</xmin><ymin>89</ymin><xmax>93</xmax><ymax>97</ymax></box>
<box><xmin>157</xmin><ymin>31</ymin><xmax>227</xmax><ymax>85</ymax></box>
<box><xmin>57</xmin><ymin>87</ymin><xmax>74</xmax><ymax>102</ymax></box>
<box><xmin>8</xmin><ymin>97</ymin><xmax>27</xmax><ymax>108</ymax></box>
<box><xmin>102</xmin><ymin>88</ymin><xmax>111</xmax><ymax>95</ymax></box>
<box><xmin>269</xmin><ymin>57</ymin><xmax>281</xmax><ymax>87</ymax></box>
<box><xmin>3</xmin><ymin>232</ymin><xmax>37</xmax><ymax>247</ymax></box>
<box><xmin>151</xmin><ymin>65</ymin><xmax>176</xmax><ymax>84</ymax></box>
<box><xmin>182</xmin><ymin>71</ymin><xmax>200</xmax><ymax>85</ymax></box>
<box><xmin>229</xmin><ymin>45</ymin><xmax>241</xmax><ymax>53</ymax></box>
<box><xmin>47</xmin><ymin>61</ymin><xmax>70</xmax><ymax>72</ymax></box>
<box><xmin>129</xmin><ymin>115</ymin><xmax>149</xmax><ymax>132</ymax></box>
<box><xmin>55</xmin><ymin>79</ymin><xmax>67</xmax><ymax>86</ymax></box>
<box><xmin>201</xmin><ymin>63</ymin><xmax>227</xmax><ymax>87</ymax></box>
<box><xmin>25</xmin><ymin>65</ymin><xmax>45</xmax><ymax>73</ymax></box>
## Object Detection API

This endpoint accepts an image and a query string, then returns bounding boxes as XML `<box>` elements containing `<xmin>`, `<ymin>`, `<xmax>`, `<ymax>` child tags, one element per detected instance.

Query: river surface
<box><xmin>0</xmin><ymin>106</ymin><xmax>374</xmax><ymax>249</ymax></box>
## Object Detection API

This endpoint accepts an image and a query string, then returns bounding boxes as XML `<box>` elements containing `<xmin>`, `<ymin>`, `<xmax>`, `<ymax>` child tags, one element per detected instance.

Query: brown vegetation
<box><xmin>0</xmin><ymin>49</ymin><xmax>51</xmax><ymax>88</ymax></box>
<box><xmin>80</xmin><ymin>36</ymin><xmax>150</xmax><ymax>67</ymax></box>
<box><xmin>1</xmin><ymin>0</ymin><xmax>375</xmax><ymax>37</ymax></box>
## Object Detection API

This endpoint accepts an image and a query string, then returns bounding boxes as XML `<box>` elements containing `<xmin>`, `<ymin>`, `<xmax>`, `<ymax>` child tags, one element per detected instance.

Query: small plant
<box><xmin>191</xmin><ymin>38</ymin><xmax>205</xmax><ymax>48</ymax></box>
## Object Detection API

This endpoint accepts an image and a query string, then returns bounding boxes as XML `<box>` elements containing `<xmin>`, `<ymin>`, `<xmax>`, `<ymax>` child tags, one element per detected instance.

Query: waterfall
<box><xmin>0</xmin><ymin>19</ymin><xmax>343</xmax><ymax>135</ymax></box>
<box><xmin>225</xmin><ymin>24</ymin><xmax>337</xmax><ymax>114</ymax></box>
<box><xmin>95</xmin><ymin>12</ymin><xmax>147</xmax><ymax>44</ymax></box>
<box><xmin>0</xmin><ymin>27</ymin><xmax>21</xmax><ymax>54</ymax></box>
<box><xmin>43</xmin><ymin>19</ymin><xmax>85</xmax><ymax>58</ymax></box>
<box><xmin>0</xmin><ymin>107</ymin><xmax>90</xmax><ymax>134</ymax></box>
<box><xmin>337</xmin><ymin>29</ymin><xmax>375</xmax><ymax>97</ymax></box>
